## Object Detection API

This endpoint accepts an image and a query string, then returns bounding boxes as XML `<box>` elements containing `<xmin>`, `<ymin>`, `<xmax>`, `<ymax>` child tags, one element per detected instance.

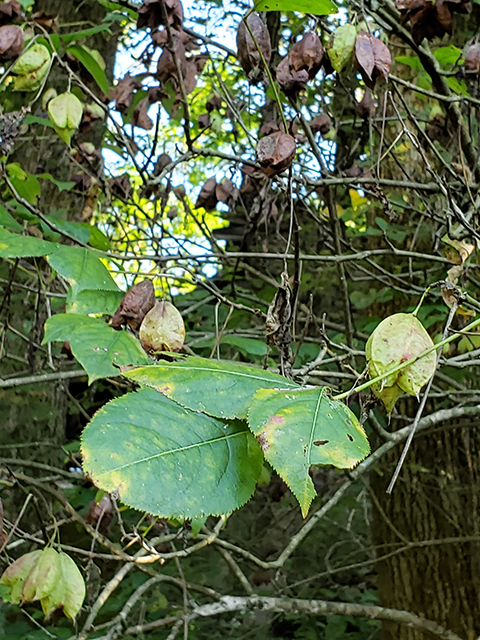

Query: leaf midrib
<box><xmin>96</xmin><ymin>430</ymin><xmax>244</xmax><ymax>477</ymax></box>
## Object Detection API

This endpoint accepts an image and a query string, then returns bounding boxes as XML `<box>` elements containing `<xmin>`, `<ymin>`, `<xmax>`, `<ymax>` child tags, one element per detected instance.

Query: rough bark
<box><xmin>372</xmin><ymin>420</ymin><xmax>480</xmax><ymax>640</ymax></box>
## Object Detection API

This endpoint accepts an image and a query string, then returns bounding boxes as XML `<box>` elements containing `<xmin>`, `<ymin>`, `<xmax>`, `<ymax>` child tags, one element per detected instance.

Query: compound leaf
<box><xmin>81</xmin><ymin>388</ymin><xmax>263</xmax><ymax>518</ymax></box>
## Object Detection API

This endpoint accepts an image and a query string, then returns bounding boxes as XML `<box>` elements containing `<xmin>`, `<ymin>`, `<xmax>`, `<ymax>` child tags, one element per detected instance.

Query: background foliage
<box><xmin>1</xmin><ymin>0</ymin><xmax>480</xmax><ymax>638</ymax></box>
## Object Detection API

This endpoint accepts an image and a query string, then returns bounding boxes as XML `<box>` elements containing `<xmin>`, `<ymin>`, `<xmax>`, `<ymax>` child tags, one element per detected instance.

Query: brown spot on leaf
<box><xmin>256</xmin><ymin>431</ymin><xmax>270</xmax><ymax>452</ymax></box>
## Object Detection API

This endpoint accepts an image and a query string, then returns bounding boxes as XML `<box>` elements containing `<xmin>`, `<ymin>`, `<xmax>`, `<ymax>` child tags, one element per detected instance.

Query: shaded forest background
<box><xmin>1</xmin><ymin>0</ymin><xmax>480</xmax><ymax>638</ymax></box>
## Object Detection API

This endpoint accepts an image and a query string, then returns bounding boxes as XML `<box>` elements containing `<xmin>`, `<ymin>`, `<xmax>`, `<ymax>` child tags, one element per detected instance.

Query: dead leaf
<box><xmin>153</xmin><ymin>153</ymin><xmax>172</xmax><ymax>176</ymax></box>
<box><xmin>198</xmin><ymin>113</ymin><xmax>210</xmax><ymax>129</ymax></box>
<box><xmin>257</xmin><ymin>131</ymin><xmax>296</xmax><ymax>176</ymax></box>
<box><xmin>266</xmin><ymin>272</ymin><xmax>292</xmax><ymax>346</ymax></box>
<box><xmin>137</xmin><ymin>0</ymin><xmax>184</xmax><ymax>30</ymax></box>
<box><xmin>132</xmin><ymin>96</ymin><xmax>153</xmax><ymax>130</ymax></box>
<box><xmin>0</xmin><ymin>108</ymin><xmax>24</xmax><ymax>155</ymax></box>
<box><xmin>85</xmin><ymin>494</ymin><xmax>114</xmax><ymax>535</ymax></box>
<box><xmin>156</xmin><ymin>32</ymin><xmax>187</xmax><ymax>84</ymax></box>
<box><xmin>216</xmin><ymin>178</ymin><xmax>235</xmax><ymax>203</ymax></box>
<box><xmin>109</xmin><ymin>174</ymin><xmax>132</xmax><ymax>200</ymax></box>
<box><xmin>259</xmin><ymin>120</ymin><xmax>280</xmax><ymax>137</ymax></box>
<box><xmin>356</xmin><ymin>88</ymin><xmax>376</xmax><ymax>118</ymax></box>
<box><xmin>206</xmin><ymin>94</ymin><xmax>223</xmax><ymax>112</ymax></box>
<box><xmin>195</xmin><ymin>177</ymin><xmax>218</xmax><ymax>211</ymax></box>
<box><xmin>354</xmin><ymin>31</ymin><xmax>391</xmax><ymax>89</ymax></box>
<box><xmin>396</xmin><ymin>0</ymin><xmax>471</xmax><ymax>43</ymax></box>
<box><xmin>112</xmin><ymin>74</ymin><xmax>142</xmax><ymax>114</ymax></box>
<box><xmin>0</xmin><ymin>24</ymin><xmax>22</xmax><ymax>60</ymax></box>
<box><xmin>0</xmin><ymin>0</ymin><xmax>21</xmax><ymax>24</ymax></box>
<box><xmin>111</xmin><ymin>280</ymin><xmax>156</xmax><ymax>331</ymax></box>
<box><xmin>31</xmin><ymin>11</ymin><xmax>57</xmax><ymax>31</ymax></box>
<box><xmin>464</xmin><ymin>42</ymin><xmax>480</xmax><ymax>73</ymax></box>
<box><xmin>236</xmin><ymin>12</ymin><xmax>271</xmax><ymax>85</ymax></box>
<box><xmin>310</xmin><ymin>113</ymin><xmax>331</xmax><ymax>135</ymax></box>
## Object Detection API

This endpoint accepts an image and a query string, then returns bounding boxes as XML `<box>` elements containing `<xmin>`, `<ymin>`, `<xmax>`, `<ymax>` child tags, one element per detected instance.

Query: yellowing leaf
<box><xmin>366</xmin><ymin>313</ymin><xmax>436</xmax><ymax>411</ymax></box>
<box><xmin>0</xmin><ymin>550</ymin><xmax>42</xmax><ymax>604</ymax></box>
<box><xmin>328</xmin><ymin>23</ymin><xmax>356</xmax><ymax>72</ymax></box>
<box><xmin>139</xmin><ymin>300</ymin><xmax>185</xmax><ymax>353</ymax></box>
<box><xmin>22</xmin><ymin>547</ymin><xmax>60</xmax><ymax>603</ymax></box>
<box><xmin>12</xmin><ymin>43</ymin><xmax>50</xmax><ymax>91</ymax></box>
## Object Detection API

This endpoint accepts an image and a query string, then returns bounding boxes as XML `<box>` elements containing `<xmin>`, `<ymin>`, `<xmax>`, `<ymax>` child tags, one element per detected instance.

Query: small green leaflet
<box><xmin>67</xmin><ymin>45</ymin><xmax>110</xmax><ymax>97</ymax></box>
<box><xmin>248</xmin><ymin>387</ymin><xmax>370</xmax><ymax>517</ymax></box>
<box><xmin>43</xmin><ymin>314</ymin><xmax>148</xmax><ymax>383</ymax></box>
<box><xmin>47</xmin><ymin>245</ymin><xmax>119</xmax><ymax>306</ymax></box>
<box><xmin>254</xmin><ymin>0</ymin><xmax>337</xmax><ymax>14</ymax></box>
<box><xmin>6</xmin><ymin>163</ymin><xmax>41</xmax><ymax>205</ymax></box>
<box><xmin>0</xmin><ymin>205</ymin><xmax>22</xmax><ymax>231</ymax></box>
<box><xmin>123</xmin><ymin>356</ymin><xmax>299</xmax><ymax>420</ymax></box>
<box><xmin>81</xmin><ymin>388</ymin><xmax>263</xmax><ymax>518</ymax></box>
<box><xmin>69</xmin><ymin>289</ymin><xmax>124</xmax><ymax>315</ymax></box>
<box><xmin>0</xmin><ymin>227</ymin><xmax>55</xmax><ymax>258</ymax></box>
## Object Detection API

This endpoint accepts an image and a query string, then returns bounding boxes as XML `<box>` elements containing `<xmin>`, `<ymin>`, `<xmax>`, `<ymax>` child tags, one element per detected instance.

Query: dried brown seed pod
<box><xmin>139</xmin><ymin>300</ymin><xmax>185</xmax><ymax>353</ymax></box>
<box><xmin>257</xmin><ymin>131</ymin><xmax>296</xmax><ymax>176</ymax></box>
<box><xmin>236</xmin><ymin>12</ymin><xmax>271</xmax><ymax>85</ymax></box>
<box><xmin>111</xmin><ymin>280</ymin><xmax>156</xmax><ymax>331</ymax></box>
<box><xmin>0</xmin><ymin>24</ymin><xmax>23</xmax><ymax>60</ymax></box>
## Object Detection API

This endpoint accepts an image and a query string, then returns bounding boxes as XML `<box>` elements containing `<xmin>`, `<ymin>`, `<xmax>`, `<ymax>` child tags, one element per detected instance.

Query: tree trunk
<box><xmin>372</xmin><ymin>420</ymin><xmax>480</xmax><ymax>640</ymax></box>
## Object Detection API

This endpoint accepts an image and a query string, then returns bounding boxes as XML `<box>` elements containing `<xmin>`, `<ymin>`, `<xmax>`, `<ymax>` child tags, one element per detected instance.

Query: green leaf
<box><xmin>45</xmin><ymin>218</ymin><xmax>91</xmax><ymax>245</ymax></box>
<box><xmin>23</xmin><ymin>115</ymin><xmax>55</xmax><ymax>128</ymax></box>
<box><xmin>43</xmin><ymin>314</ymin><xmax>148</xmax><ymax>383</ymax></box>
<box><xmin>37</xmin><ymin>174</ymin><xmax>75</xmax><ymax>192</ymax></box>
<box><xmin>434</xmin><ymin>45</ymin><xmax>461</xmax><ymax>67</ymax></box>
<box><xmin>67</xmin><ymin>45</ymin><xmax>110</xmax><ymax>97</ymax></box>
<box><xmin>254</xmin><ymin>0</ymin><xmax>337</xmax><ymax>13</ymax></box>
<box><xmin>328</xmin><ymin>23</ymin><xmax>356</xmax><ymax>72</ymax></box>
<box><xmin>47</xmin><ymin>245</ymin><xmax>119</xmax><ymax>305</ymax></box>
<box><xmin>248</xmin><ymin>387</ymin><xmax>370</xmax><ymax>517</ymax></box>
<box><xmin>446</xmin><ymin>76</ymin><xmax>469</xmax><ymax>96</ymax></box>
<box><xmin>366</xmin><ymin>313</ymin><xmax>436</xmax><ymax>400</ymax></box>
<box><xmin>68</xmin><ymin>289</ymin><xmax>124</xmax><ymax>315</ymax></box>
<box><xmin>6</xmin><ymin>163</ymin><xmax>41</xmax><ymax>205</ymax></box>
<box><xmin>193</xmin><ymin>335</ymin><xmax>268</xmax><ymax>357</ymax></box>
<box><xmin>0</xmin><ymin>205</ymin><xmax>23</xmax><ymax>231</ymax></box>
<box><xmin>59</xmin><ymin>24</ymin><xmax>112</xmax><ymax>45</ymax></box>
<box><xmin>123</xmin><ymin>356</ymin><xmax>299</xmax><ymax>420</ymax></box>
<box><xmin>81</xmin><ymin>388</ymin><xmax>263</xmax><ymax>518</ymax></box>
<box><xmin>0</xmin><ymin>227</ymin><xmax>55</xmax><ymax>258</ymax></box>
